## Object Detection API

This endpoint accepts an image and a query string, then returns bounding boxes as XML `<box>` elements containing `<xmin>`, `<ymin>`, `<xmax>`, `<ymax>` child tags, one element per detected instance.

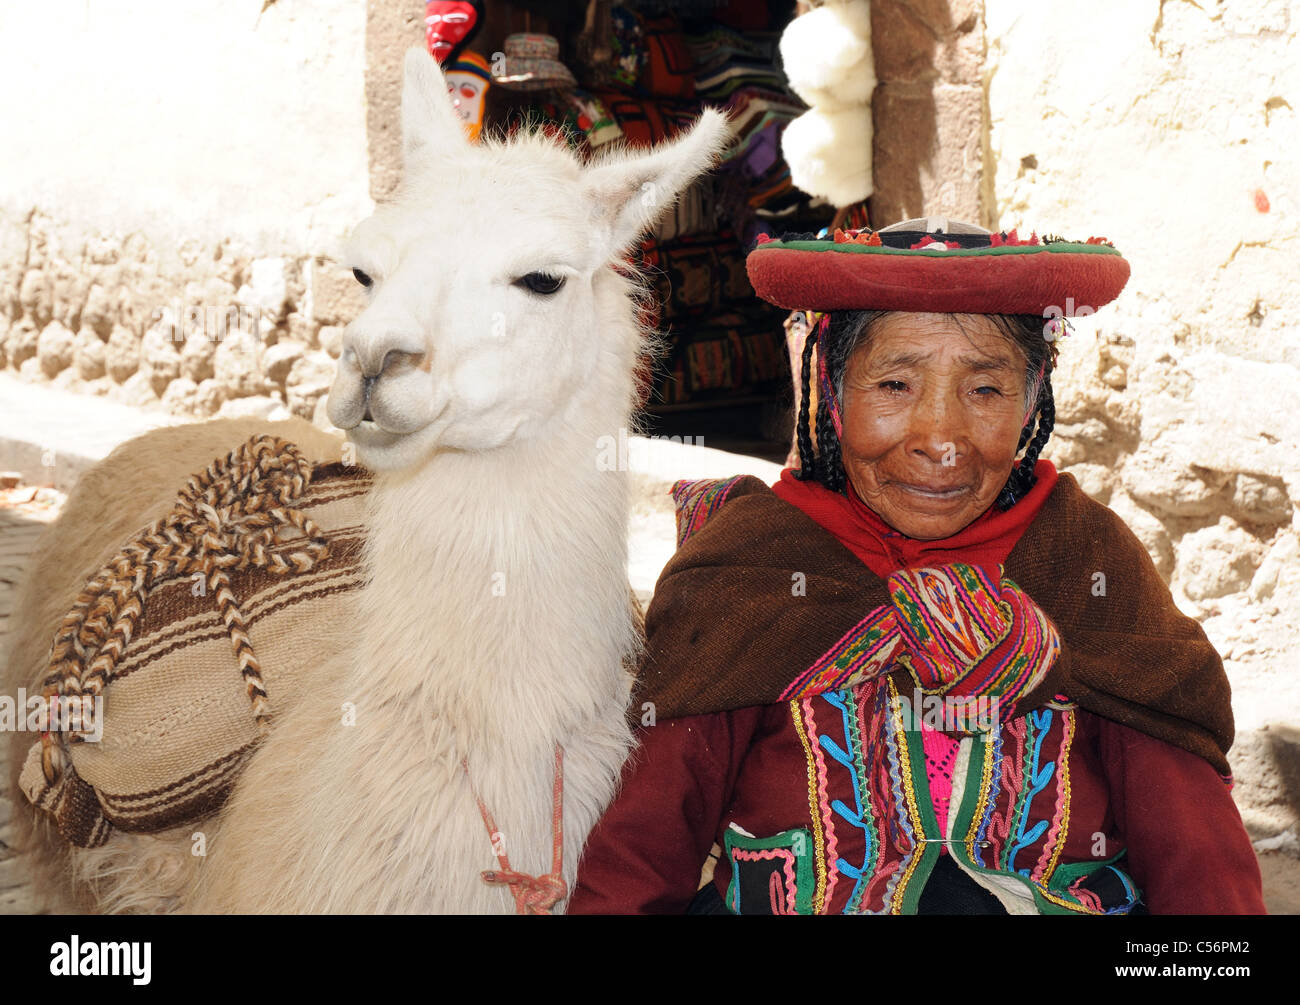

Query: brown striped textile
<box><xmin>19</xmin><ymin>447</ymin><xmax>372</xmax><ymax>847</ymax></box>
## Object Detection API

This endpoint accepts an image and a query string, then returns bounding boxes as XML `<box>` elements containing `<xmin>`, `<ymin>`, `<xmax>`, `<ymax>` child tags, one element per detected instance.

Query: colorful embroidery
<box><xmin>780</xmin><ymin>603</ymin><xmax>902</xmax><ymax>699</ymax></box>
<box><xmin>807</xmin><ymin>696</ymin><xmax>840</xmax><ymax>912</ymax></box>
<box><xmin>819</xmin><ymin>689</ymin><xmax>870</xmax><ymax>911</ymax></box>
<box><xmin>1033</xmin><ymin>709</ymin><xmax>1074</xmax><ymax>883</ymax></box>
<box><xmin>887</xmin><ymin>564</ymin><xmax>1060</xmax><ymax>715</ymax></box>
<box><xmin>1006</xmin><ymin>709</ymin><xmax>1057</xmax><ymax>876</ymax></box>
<box><xmin>670</xmin><ymin>475</ymin><xmax>747</xmax><ymax>547</ymax></box>
<box><xmin>849</xmin><ymin>685</ymin><xmax>886</xmax><ymax>913</ymax></box>
<box><xmin>791</xmin><ymin>699</ymin><xmax>829</xmax><ymax>913</ymax></box>
<box><xmin>723</xmin><ymin>824</ymin><xmax>815</xmax><ymax>915</ymax></box>
<box><xmin>783</xmin><ymin>674</ymin><xmax>1135</xmax><ymax>914</ymax></box>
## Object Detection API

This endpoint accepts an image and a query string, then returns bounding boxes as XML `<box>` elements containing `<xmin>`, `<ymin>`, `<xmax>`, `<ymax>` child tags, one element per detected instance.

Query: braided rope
<box><xmin>468</xmin><ymin>745</ymin><xmax>567</xmax><ymax>915</ymax></box>
<box><xmin>38</xmin><ymin>435</ymin><xmax>328</xmax><ymax>785</ymax></box>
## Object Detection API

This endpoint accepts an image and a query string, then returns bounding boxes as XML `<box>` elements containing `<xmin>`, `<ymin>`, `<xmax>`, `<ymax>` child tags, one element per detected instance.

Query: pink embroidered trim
<box><xmin>731</xmin><ymin>847</ymin><xmax>798</xmax><ymax>914</ymax></box>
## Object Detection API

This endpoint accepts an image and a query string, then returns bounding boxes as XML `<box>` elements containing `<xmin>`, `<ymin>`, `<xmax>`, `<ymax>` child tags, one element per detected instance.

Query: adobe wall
<box><xmin>0</xmin><ymin>0</ymin><xmax>375</xmax><ymax>424</ymax></box>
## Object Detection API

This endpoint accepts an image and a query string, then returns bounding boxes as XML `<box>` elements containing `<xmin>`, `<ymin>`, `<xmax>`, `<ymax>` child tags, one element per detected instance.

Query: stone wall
<box><xmin>0</xmin><ymin>0</ymin><xmax>374</xmax><ymax>425</ymax></box>
<box><xmin>869</xmin><ymin>0</ymin><xmax>986</xmax><ymax>224</ymax></box>
<box><xmin>0</xmin><ymin>213</ymin><xmax>370</xmax><ymax>425</ymax></box>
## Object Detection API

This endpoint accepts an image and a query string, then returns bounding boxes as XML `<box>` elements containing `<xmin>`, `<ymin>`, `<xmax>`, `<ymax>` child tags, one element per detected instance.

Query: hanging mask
<box><xmin>445</xmin><ymin>50</ymin><xmax>491</xmax><ymax>142</ymax></box>
<box><xmin>425</xmin><ymin>0</ymin><xmax>483</xmax><ymax>66</ymax></box>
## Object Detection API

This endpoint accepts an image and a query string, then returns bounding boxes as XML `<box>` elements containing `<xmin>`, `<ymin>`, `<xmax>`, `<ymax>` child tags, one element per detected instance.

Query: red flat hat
<box><xmin>746</xmin><ymin>218</ymin><xmax>1130</xmax><ymax>316</ymax></box>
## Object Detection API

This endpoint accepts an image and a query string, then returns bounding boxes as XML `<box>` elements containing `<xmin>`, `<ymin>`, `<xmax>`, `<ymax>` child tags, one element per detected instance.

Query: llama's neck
<box><xmin>351</xmin><ymin>367</ymin><xmax>637</xmax><ymax>756</ymax></box>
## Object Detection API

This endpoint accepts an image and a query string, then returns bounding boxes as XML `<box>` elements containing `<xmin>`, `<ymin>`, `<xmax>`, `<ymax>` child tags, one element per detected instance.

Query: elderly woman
<box><xmin>568</xmin><ymin>219</ymin><xmax>1266</xmax><ymax>915</ymax></box>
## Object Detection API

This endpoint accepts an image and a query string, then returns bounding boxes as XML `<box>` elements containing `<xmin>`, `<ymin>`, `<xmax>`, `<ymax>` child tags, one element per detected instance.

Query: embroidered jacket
<box><xmin>568</xmin><ymin>688</ymin><xmax>1264</xmax><ymax>914</ymax></box>
<box><xmin>569</xmin><ymin>473</ymin><xmax>1265</xmax><ymax>914</ymax></box>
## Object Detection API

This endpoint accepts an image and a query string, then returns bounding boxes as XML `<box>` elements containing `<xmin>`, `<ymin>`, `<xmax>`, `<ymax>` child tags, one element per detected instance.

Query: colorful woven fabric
<box><xmin>780</xmin><ymin>603</ymin><xmax>902</xmax><ymax>699</ymax></box>
<box><xmin>591</xmin><ymin>90</ymin><xmax>700</xmax><ymax>148</ymax></box>
<box><xmin>651</xmin><ymin>306</ymin><xmax>789</xmax><ymax>406</ymax></box>
<box><xmin>781</xmin><ymin>679</ymin><xmax>1128</xmax><ymax>914</ymax></box>
<box><xmin>671</xmin><ymin>475</ymin><xmax>748</xmax><ymax>547</ymax></box>
<box><xmin>887</xmin><ymin>563</ymin><xmax>1062</xmax><ymax>726</ymax></box>
<box><xmin>638</xmin><ymin>15</ymin><xmax>696</xmax><ymax>98</ymax></box>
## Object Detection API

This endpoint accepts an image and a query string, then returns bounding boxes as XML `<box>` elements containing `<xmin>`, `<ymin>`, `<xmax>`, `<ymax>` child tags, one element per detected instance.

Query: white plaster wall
<box><xmin>0</xmin><ymin>0</ymin><xmax>372</xmax><ymax>262</ymax></box>
<box><xmin>985</xmin><ymin>0</ymin><xmax>1298</xmax><ymax>426</ymax></box>
<box><xmin>985</xmin><ymin>0</ymin><xmax>1300</xmax><ymax>836</ymax></box>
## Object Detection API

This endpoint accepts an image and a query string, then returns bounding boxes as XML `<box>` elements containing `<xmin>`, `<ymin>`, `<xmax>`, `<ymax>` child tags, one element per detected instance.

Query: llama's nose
<box><xmin>346</xmin><ymin>331</ymin><xmax>427</xmax><ymax>380</ymax></box>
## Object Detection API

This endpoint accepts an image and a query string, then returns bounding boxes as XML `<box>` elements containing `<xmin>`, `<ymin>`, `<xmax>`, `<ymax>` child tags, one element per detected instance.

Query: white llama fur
<box><xmin>4</xmin><ymin>48</ymin><xmax>733</xmax><ymax>913</ymax></box>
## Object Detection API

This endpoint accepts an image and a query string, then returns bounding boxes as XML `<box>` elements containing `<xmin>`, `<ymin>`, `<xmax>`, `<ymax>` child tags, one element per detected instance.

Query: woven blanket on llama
<box><xmin>19</xmin><ymin>437</ymin><xmax>372</xmax><ymax>847</ymax></box>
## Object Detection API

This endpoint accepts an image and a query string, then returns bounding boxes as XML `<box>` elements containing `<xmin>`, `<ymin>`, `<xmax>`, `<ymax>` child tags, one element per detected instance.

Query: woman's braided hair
<box><xmin>793</xmin><ymin>304</ymin><xmax>1059</xmax><ymax>511</ymax></box>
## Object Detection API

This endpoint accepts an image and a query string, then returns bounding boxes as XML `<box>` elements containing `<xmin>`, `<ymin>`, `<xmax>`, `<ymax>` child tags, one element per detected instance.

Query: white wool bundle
<box><xmin>780</xmin><ymin>0</ymin><xmax>874</xmax><ymax>101</ymax></box>
<box><xmin>787</xmin><ymin>55</ymin><xmax>876</xmax><ymax>111</ymax></box>
<box><xmin>782</xmin><ymin>104</ymin><xmax>873</xmax><ymax>207</ymax></box>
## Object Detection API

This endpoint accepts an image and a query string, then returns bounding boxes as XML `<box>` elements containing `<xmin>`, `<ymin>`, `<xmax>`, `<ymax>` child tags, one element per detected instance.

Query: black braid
<box><xmin>995</xmin><ymin>367</ymin><xmax>1056</xmax><ymax>510</ymax></box>
<box><xmin>794</xmin><ymin>325</ymin><xmax>818</xmax><ymax>480</ymax></box>
<box><xmin>815</xmin><ymin>392</ymin><xmax>845</xmax><ymax>493</ymax></box>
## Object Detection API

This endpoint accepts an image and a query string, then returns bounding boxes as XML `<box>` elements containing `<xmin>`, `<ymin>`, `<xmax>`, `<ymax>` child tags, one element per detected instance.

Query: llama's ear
<box><xmin>401</xmin><ymin>46</ymin><xmax>467</xmax><ymax>173</ymax></box>
<box><xmin>580</xmin><ymin>107</ymin><xmax>735</xmax><ymax>261</ymax></box>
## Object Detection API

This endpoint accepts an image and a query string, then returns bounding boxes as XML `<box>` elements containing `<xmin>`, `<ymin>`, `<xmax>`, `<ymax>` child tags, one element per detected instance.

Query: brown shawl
<box><xmin>633</xmin><ymin>473</ymin><xmax>1235</xmax><ymax>777</ymax></box>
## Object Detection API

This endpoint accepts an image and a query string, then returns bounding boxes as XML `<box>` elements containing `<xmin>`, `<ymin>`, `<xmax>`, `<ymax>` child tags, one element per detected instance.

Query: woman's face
<box><xmin>839</xmin><ymin>312</ymin><xmax>1029</xmax><ymax>541</ymax></box>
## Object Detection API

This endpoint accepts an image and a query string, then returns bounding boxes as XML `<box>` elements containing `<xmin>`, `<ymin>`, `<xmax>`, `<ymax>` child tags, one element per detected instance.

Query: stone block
<box><xmin>80</xmin><ymin>283</ymin><xmax>116</xmax><ymax>338</ymax></box>
<box><xmin>285</xmin><ymin>349</ymin><xmax>335</xmax><ymax>419</ymax></box>
<box><xmin>73</xmin><ymin>328</ymin><xmax>106</xmax><ymax>381</ymax></box>
<box><xmin>105</xmin><ymin>324</ymin><xmax>140</xmax><ymax>383</ymax></box>
<box><xmin>319</xmin><ymin>324</ymin><xmax>345</xmax><ymax>360</ymax></box>
<box><xmin>263</xmin><ymin>340</ymin><xmax>305</xmax><ymax>386</ymax></box>
<box><xmin>7</xmin><ymin>320</ymin><xmax>39</xmax><ymax>370</ymax></box>
<box><xmin>160</xmin><ymin>376</ymin><xmax>199</xmax><ymax>416</ymax></box>
<box><xmin>213</xmin><ymin>329</ymin><xmax>266</xmax><ymax>399</ymax></box>
<box><xmin>18</xmin><ymin>269</ymin><xmax>52</xmax><ymax>327</ymax></box>
<box><xmin>36</xmin><ymin>321</ymin><xmax>75</xmax><ymax>378</ymax></box>
<box><xmin>1122</xmin><ymin>449</ymin><xmax>1234</xmax><ymax>519</ymax></box>
<box><xmin>180</xmin><ymin>332</ymin><xmax>217</xmax><ymax>383</ymax></box>
<box><xmin>195</xmin><ymin>378</ymin><xmax>227</xmax><ymax>418</ymax></box>
<box><xmin>236</xmin><ymin>256</ymin><xmax>288</xmax><ymax>319</ymax></box>
<box><xmin>1175</xmin><ymin>517</ymin><xmax>1266</xmax><ymax>601</ymax></box>
<box><xmin>871</xmin><ymin>81</ymin><xmax>982</xmax><ymax>224</ymax></box>
<box><xmin>140</xmin><ymin>322</ymin><xmax>181</xmax><ymax>396</ymax></box>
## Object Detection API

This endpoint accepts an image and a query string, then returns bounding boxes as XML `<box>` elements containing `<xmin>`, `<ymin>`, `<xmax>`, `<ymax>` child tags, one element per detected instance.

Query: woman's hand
<box><xmin>886</xmin><ymin>563</ymin><xmax>1061</xmax><ymax>722</ymax></box>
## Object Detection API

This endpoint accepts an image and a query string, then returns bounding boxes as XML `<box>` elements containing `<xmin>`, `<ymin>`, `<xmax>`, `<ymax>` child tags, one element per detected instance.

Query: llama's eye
<box><xmin>352</xmin><ymin>268</ymin><xmax>374</xmax><ymax>289</ymax></box>
<box><xmin>516</xmin><ymin>272</ymin><xmax>565</xmax><ymax>296</ymax></box>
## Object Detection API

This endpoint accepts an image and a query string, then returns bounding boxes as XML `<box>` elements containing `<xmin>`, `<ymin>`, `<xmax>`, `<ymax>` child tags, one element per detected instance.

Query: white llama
<box><xmin>6</xmin><ymin>48</ymin><xmax>732</xmax><ymax>913</ymax></box>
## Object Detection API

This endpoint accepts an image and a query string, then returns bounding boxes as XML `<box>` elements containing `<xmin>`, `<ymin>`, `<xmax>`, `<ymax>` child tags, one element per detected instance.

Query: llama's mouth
<box><xmin>349</xmin><ymin>419</ymin><xmax>404</xmax><ymax>449</ymax></box>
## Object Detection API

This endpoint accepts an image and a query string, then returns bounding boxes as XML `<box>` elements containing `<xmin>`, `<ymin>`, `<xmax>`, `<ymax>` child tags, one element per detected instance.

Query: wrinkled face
<box><xmin>839</xmin><ymin>312</ymin><xmax>1028</xmax><ymax>541</ymax></box>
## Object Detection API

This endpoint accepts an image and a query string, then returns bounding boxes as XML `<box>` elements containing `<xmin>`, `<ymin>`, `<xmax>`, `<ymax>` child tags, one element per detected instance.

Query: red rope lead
<box><xmin>466</xmin><ymin>745</ymin><xmax>566</xmax><ymax>915</ymax></box>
